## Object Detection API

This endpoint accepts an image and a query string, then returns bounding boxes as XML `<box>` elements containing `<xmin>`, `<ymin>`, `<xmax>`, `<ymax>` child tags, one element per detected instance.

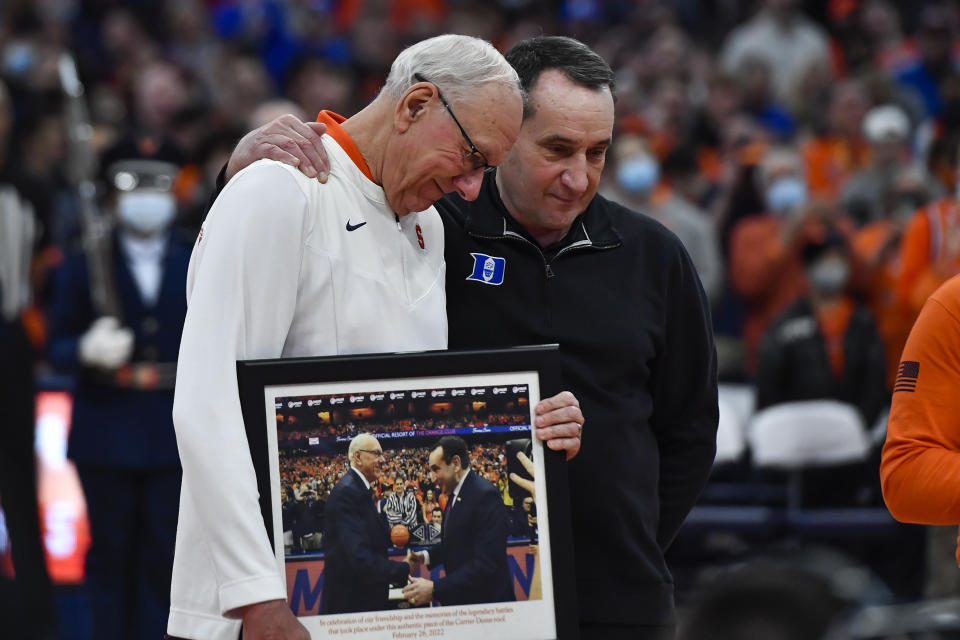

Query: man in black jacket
<box><xmin>221</xmin><ymin>36</ymin><xmax>718</xmax><ymax>640</ymax></box>
<box><xmin>401</xmin><ymin>436</ymin><xmax>514</xmax><ymax>607</ymax></box>
<box><xmin>322</xmin><ymin>434</ymin><xmax>414</xmax><ymax>614</ymax></box>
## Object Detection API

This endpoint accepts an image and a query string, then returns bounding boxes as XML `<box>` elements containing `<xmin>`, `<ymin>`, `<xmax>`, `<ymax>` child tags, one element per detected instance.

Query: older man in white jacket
<box><xmin>168</xmin><ymin>35</ymin><xmax>523</xmax><ymax>640</ymax></box>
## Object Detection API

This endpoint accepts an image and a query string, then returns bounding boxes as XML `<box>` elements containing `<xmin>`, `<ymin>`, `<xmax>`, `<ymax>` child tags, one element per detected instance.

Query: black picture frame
<box><xmin>237</xmin><ymin>344</ymin><xmax>578</xmax><ymax>640</ymax></box>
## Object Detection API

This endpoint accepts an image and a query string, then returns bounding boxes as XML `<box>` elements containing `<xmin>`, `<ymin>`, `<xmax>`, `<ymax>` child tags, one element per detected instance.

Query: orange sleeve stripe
<box><xmin>315</xmin><ymin>110</ymin><xmax>375</xmax><ymax>183</ymax></box>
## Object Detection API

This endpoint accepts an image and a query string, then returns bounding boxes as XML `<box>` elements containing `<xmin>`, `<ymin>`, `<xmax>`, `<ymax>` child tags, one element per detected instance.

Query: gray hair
<box><xmin>383</xmin><ymin>34</ymin><xmax>521</xmax><ymax>106</ymax></box>
<box><xmin>348</xmin><ymin>433</ymin><xmax>378</xmax><ymax>462</ymax></box>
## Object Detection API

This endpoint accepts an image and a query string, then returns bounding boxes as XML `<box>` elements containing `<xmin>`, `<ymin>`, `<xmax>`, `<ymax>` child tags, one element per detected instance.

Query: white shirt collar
<box><xmin>120</xmin><ymin>231</ymin><xmax>167</xmax><ymax>261</ymax></box>
<box><xmin>452</xmin><ymin>468</ymin><xmax>470</xmax><ymax>502</ymax></box>
<box><xmin>119</xmin><ymin>231</ymin><xmax>168</xmax><ymax>306</ymax></box>
<box><xmin>351</xmin><ymin>466</ymin><xmax>372</xmax><ymax>490</ymax></box>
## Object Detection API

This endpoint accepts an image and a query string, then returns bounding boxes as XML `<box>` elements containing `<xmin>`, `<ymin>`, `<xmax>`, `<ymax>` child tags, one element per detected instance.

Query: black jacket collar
<box><xmin>458</xmin><ymin>171</ymin><xmax>622</xmax><ymax>251</ymax></box>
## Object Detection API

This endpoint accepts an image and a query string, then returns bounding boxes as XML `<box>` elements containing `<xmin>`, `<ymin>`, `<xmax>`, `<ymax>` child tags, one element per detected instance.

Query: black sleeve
<box><xmin>203</xmin><ymin>163</ymin><xmax>230</xmax><ymax>223</ymax></box>
<box><xmin>651</xmin><ymin>240</ymin><xmax>719</xmax><ymax>550</ymax></box>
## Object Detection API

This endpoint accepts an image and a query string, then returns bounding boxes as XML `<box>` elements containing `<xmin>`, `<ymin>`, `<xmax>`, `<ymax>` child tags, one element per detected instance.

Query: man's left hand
<box><xmin>534</xmin><ymin>391</ymin><xmax>584</xmax><ymax>460</ymax></box>
<box><xmin>402</xmin><ymin>577</ymin><xmax>434</xmax><ymax>606</ymax></box>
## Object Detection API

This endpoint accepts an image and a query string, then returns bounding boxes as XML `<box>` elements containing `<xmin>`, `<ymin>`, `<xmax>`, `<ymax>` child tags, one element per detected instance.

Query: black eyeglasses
<box><xmin>357</xmin><ymin>449</ymin><xmax>385</xmax><ymax>458</ymax></box>
<box><xmin>414</xmin><ymin>73</ymin><xmax>495</xmax><ymax>174</ymax></box>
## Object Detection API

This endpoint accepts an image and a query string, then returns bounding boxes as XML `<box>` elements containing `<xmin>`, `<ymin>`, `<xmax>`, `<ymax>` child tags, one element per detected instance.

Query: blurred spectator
<box><xmin>861</xmin><ymin>0</ymin><xmax>911</xmax><ymax>73</ymax></box>
<box><xmin>98</xmin><ymin>60</ymin><xmax>189</xmax><ymax>174</ymax></box>
<box><xmin>176</xmin><ymin>125</ymin><xmax>246</xmax><ymax>233</ymax></box>
<box><xmin>890</xmin><ymin>2</ymin><xmax>960</xmax><ymax>119</ymax></box>
<box><xmin>686</xmin><ymin>74</ymin><xmax>741</xmax><ymax>192</ymax></box>
<box><xmin>285</xmin><ymin>58</ymin><xmax>356</xmax><ymax>120</ymax></box>
<box><xmin>853</xmin><ymin>164</ymin><xmax>936</xmax><ymax>389</ymax></box>
<box><xmin>0</xmin><ymin>76</ymin><xmax>56</xmax><ymax>640</ymax></box>
<box><xmin>46</xmin><ymin>158</ymin><xmax>189</xmax><ymax>639</ymax></box>
<box><xmin>756</xmin><ymin>231</ymin><xmax>887</xmax><ymax>508</ymax></box>
<box><xmin>897</xmin><ymin>139</ymin><xmax>960</xmax><ymax>316</ymax></box>
<box><xmin>801</xmin><ymin>80</ymin><xmax>872</xmax><ymax>202</ymax></box>
<box><xmin>720</xmin><ymin>0</ymin><xmax>832</xmax><ymax>107</ymax></box>
<box><xmin>249</xmin><ymin>98</ymin><xmax>306</xmax><ymax>130</ymax></box>
<box><xmin>734</xmin><ymin>56</ymin><xmax>795</xmax><ymax>140</ymax></box>
<box><xmin>426</xmin><ymin>507</ymin><xmax>442</xmax><ymax>543</ymax></box>
<box><xmin>607</xmin><ymin>135</ymin><xmax>724</xmax><ymax>303</ymax></box>
<box><xmin>840</xmin><ymin>104</ymin><xmax>940</xmax><ymax>226</ymax></box>
<box><xmin>292</xmin><ymin>491</ymin><xmax>323</xmax><ymax>552</ymax></box>
<box><xmin>210</xmin><ymin>53</ymin><xmax>274</xmax><ymax>129</ymax></box>
<box><xmin>756</xmin><ymin>232</ymin><xmax>887</xmax><ymax>426</ymax></box>
<box><xmin>728</xmin><ymin>146</ymin><xmax>836</xmax><ymax>373</ymax></box>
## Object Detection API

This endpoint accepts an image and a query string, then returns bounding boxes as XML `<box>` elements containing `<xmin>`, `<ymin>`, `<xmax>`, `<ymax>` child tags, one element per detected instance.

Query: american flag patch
<box><xmin>894</xmin><ymin>361</ymin><xmax>919</xmax><ymax>393</ymax></box>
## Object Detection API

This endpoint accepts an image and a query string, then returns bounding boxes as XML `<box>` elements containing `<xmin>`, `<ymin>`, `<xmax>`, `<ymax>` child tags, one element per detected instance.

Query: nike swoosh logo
<box><xmin>346</xmin><ymin>220</ymin><xmax>367</xmax><ymax>232</ymax></box>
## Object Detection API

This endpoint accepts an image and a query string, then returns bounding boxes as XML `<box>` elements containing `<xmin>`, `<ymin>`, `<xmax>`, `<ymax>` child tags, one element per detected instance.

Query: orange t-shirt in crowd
<box><xmin>802</xmin><ymin>135</ymin><xmax>871</xmax><ymax>200</ymax></box>
<box><xmin>880</xmin><ymin>274</ymin><xmax>960</xmax><ymax>567</ymax></box>
<box><xmin>897</xmin><ymin>198</ymin><xmax>960</xmax><ymax>315</ymax></box>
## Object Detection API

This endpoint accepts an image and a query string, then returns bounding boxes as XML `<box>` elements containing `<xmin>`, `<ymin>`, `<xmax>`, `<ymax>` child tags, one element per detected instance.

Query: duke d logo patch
<box><xmin>465</xmin><ymin>253</ymin><xmax>506</xmax><ymax>285</ymax></box>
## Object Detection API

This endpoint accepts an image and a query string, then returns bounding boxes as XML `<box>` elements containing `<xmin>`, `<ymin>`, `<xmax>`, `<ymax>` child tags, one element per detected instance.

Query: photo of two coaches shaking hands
<box><xmin>322</xmin><ymin>435</ymin><xmax>517</xmax><ymax>615</ymax></box>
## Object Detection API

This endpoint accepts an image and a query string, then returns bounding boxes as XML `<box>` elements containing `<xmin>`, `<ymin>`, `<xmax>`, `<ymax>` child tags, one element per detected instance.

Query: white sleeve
<box><xmin>173</xmin><ymin>160</ymin><xmax>311</xmax><ymax>615</ymax></box>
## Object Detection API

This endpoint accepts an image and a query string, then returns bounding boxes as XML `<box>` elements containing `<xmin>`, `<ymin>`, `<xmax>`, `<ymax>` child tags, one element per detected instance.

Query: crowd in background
<box><xmin>276</xmin><ymin>412</ymin><xmax>529</xmax><ymax>440</ymax></box>
<box><xmin>2</xmin><ymin>0</ymin><xmax>959</xmax><ymax>391</ymax></box>
<box><xmin>3</xmin><ymin>0</ymin><xmax>960</xmax><ymax>636</ymax></box>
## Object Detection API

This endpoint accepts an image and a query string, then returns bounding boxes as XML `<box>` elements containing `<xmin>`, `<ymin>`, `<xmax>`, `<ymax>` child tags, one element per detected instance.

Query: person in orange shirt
<box><xmin>853</xmin><ymin>164</ymin><xmax>936</xmax><ymax>389</ymax></box>
<box><xmin>801</xmin><ymin>80</ymin><xmax>872</xmax><ymax>201</ymax></box>
<box><xmin>729</xmin><ymin>146</ymin><xmax>860</xmax><ymax>373</ymax></box>
<box><xmin>757</xmin><ymin>231</ymin><xmax>888</xmax><ymax>507</ymax></box>
<box><xmin>756</xmin><ymin>231</ymin><xmax>887</xmax><ymax>426</ymax></box>
<box><xmin>881</xmin><ymin>273</ymin><xmax>960</xmax><ymax>567</ymax></box>
<box><xmin>897</xmin><ymin>145</ymin><xmax>960</xmax><ymax>316</ymax></box>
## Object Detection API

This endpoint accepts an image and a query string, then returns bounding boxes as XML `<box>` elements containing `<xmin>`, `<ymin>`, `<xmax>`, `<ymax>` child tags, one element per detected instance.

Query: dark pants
<box><xmin>77</xmin><ymin>464</ymin><xmax>181</xmax><ymax>640</ymax></box>
<box><xmin>580</xmin><ymin>622</ymin><xmax>676</xmax><ymax>640</ymax></box>
<box><xmin>0</xmin><ymin>320</ymin><xmax>56</xmax><ymax>640</ymax></box>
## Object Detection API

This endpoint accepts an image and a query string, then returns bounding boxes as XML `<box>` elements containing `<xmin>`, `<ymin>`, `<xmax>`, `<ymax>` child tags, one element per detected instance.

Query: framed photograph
<box><xmin>237</xmin><ymin>345</ymin><xmax>578</xmax><ymax>640</ymax></box>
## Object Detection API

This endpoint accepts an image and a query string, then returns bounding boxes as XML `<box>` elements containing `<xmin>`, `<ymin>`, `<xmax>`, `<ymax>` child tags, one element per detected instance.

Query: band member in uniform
<box><xmin>47</xmin><ymin>157</ymin><xmax>189</xmax><ymax>640</ymax></box>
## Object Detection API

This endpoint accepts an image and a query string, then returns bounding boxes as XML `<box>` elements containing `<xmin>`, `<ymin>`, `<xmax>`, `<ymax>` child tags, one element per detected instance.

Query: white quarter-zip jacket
<box><xmin>168</xmin><ymin>139</ymin><xmax>446</xmax><ymax>639</ymax></box>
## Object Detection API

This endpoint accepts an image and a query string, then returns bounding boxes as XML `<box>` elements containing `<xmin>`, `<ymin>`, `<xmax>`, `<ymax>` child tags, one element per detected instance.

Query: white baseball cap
<box><xmin>863</xmin><ymin>105</ymin><xmax>910</xmax><ymax>143</ymax></box>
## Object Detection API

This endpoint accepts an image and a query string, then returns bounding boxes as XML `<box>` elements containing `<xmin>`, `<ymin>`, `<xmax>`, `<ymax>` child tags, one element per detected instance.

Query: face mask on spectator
<box><xmin>617</xmin><ymin>154</ymin><xmax>660</xmax><ymax>194</ymax></box>
<box><xmin>808</xmin><ymin>258</ymin><xmax>849</xmax><ymax>295</ymax></box>
<box><xmin>116</xmin><ymin>190</ymin><xmax>176</xmax><ymax>235</ymax></box>
<box><xmin>765</xmin><ymin>176</ymin><xmax>807</xmax><ymax>216</ymax></box>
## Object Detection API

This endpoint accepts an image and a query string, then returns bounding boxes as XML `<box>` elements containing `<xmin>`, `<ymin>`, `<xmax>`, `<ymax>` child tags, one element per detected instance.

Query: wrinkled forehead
<box><xmin>522</xmin><ymin>70</ymin><xmax>614</xmax><ymax>141</ymax></box>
